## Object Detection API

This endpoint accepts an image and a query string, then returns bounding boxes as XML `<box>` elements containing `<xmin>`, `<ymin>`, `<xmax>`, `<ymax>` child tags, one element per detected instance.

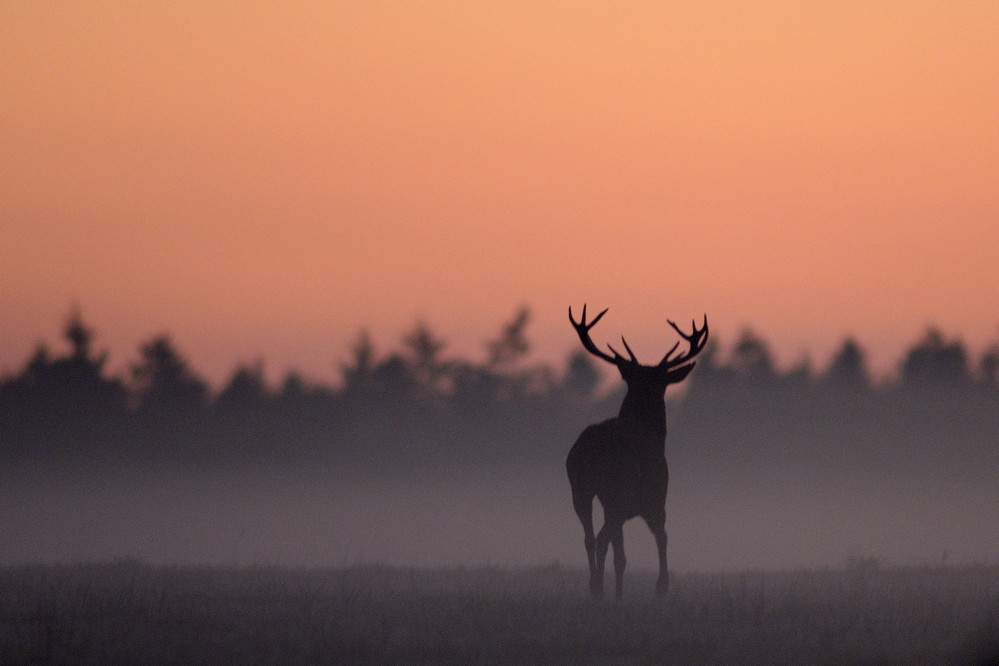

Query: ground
<box><xmin>2</xmin><ymin>562</ymin><xmax>997</xmax><ymax>664</ymax></box>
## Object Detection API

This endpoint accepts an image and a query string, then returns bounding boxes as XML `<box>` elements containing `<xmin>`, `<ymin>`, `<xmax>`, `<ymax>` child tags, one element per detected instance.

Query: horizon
<box><xmin>3</xmin><ymin>303</ymin><xmax>997</xmax><ymax>390</ymax></box>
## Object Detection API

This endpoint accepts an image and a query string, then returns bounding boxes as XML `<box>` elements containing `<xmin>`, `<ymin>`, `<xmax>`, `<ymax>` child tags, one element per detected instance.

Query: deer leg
<box><xmin>594</xmin><ymin>521</ymin><xmax>616</xmax><ymax>598</ymax></box>
<box><xmin>610</xmin><ymin>523</ymin><xmax>626</xmax><ymax>599</ymax></box>
<box><xmin>572</xmin><ymin>491</ymin><xmax>599</xmax><ymax>597</ymax></box>
<box><xmin>643</xmin><ymin>512</ymin><xmax>669</xmax><ymax>597</ymax></box>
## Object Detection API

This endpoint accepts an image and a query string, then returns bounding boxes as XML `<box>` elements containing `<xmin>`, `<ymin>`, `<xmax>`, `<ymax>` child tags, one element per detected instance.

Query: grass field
<box><xmin>1</xmin><ymin>561</ymin><xmax>997</xmax><ymax>664</ymax></box>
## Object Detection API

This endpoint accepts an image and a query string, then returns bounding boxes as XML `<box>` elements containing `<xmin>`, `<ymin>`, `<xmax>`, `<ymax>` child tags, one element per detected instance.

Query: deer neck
<box><xmin>617</xmin><ymin>391</ymin><xmax>667</xmax><ymax>441</ymax></box>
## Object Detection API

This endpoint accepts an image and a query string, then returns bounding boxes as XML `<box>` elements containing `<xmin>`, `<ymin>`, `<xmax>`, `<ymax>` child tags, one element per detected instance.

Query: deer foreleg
<box><xmin>644</xmin><ymin>513</ymin><xmax>669</xmax><ymax>597</ymax></box>
<box><xmin>611</xmin><ymin>525</ymin><xmax>626</xmax><ymax>600</ymax></box>
<box><xmin>593</xmin><ymin>522</ymin><xmax>614</xmax><ymax>598</ymax></box>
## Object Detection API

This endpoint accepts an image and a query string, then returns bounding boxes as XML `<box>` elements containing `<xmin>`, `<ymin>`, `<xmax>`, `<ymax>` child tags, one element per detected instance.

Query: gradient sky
<box><xmin>3</xmin><ymin>2</ymin><xmax>998</xmax><ymax>386</ymax></box>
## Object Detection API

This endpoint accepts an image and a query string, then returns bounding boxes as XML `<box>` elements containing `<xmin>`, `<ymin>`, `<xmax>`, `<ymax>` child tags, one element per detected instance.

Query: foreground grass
<box><xmin>1</xmin><ymin>562</ymin><xmax>997</xmax><ymax>665</ymax></box>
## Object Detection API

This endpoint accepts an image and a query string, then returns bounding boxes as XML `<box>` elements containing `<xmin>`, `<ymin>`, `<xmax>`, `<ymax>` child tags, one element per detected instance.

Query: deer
<box><xmin>566</xmin><ymin>305</ymin><xmax>708</xmax><ymax>599</ymax></box>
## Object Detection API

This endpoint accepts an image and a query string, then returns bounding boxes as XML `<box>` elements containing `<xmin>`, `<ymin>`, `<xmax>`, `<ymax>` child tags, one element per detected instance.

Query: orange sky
<box><xmin>3</xmin><ymin>2</ymin><xmax>998</xmax><ymax>386</ymax></box>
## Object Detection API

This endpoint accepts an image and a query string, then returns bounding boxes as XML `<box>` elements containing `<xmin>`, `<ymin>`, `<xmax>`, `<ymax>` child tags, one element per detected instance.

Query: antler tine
<box><xmin>568</xmin><ymin>304</ymin><xmax>579</xmax><ymax>326</ymax></box>
<box><xmin>619</xmin><ymin>337</ymin><xmax>639</xmax><ymax>364</ymax></box>
<box><xmin>666</xmin><ymin>319</ymin><xmax>689</xmax><ymax>340</ymax></box>
<box><xmin>657</xmin><ymin>340</ymin><xmax>681</xmax><ymax>367</ymax></box>
<box><xmin>588</xmin><ymin>305</ymin><xmax>608</xmax><ymax>327</ymax></box>
<box><xmin>663</xmin><ymin>314</ymin><xmax>709</xmax><ymax>368</ymax></box>
<box><xmin>569</xmin><ymin>304</ymin><xmax>608</xmax><ymax>329</ymax></box>
<box><xmin>569</xmin><ymin>304</ymin><xmax>619</xmax><ymax>365</ymax></box>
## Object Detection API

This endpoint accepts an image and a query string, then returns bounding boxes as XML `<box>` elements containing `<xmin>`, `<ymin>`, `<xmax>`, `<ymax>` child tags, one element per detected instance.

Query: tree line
<box><xmin>2</xmin><ymin>308</ymin><xmax>998</xmax><ymax>484</ymax></box>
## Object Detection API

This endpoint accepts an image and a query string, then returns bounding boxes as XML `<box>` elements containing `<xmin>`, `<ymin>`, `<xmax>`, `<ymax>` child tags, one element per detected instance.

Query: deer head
<box><xmin>569</xmin><ymin>304</ymin><xmax>708</xmax><ymax>394</ymax></box>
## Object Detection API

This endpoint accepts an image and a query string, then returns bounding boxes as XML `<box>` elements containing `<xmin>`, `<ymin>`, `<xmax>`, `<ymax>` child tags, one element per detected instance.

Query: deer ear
<box><xmin>666</xmin><ymin>362</ymin><xmax>695</xmax><ymax>384</ymax></box>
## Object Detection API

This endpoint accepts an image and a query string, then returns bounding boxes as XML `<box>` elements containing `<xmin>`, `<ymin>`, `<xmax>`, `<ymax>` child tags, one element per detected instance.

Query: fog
<box><xmin>2</xmin><ymin>312</ymin><xmax>998</xmax><ymax>572</ymax></box>
<box><xmin>4</xmin><ymin>457</ymin><xmax>996</xmax><ymax>572</ymax></box>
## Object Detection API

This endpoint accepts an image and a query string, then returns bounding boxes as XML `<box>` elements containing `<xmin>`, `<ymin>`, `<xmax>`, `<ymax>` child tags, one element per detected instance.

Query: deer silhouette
<box><xmin>566</xmin><ymin>305</ymin><xmax>708</xmax><ymax>598</ymax></box>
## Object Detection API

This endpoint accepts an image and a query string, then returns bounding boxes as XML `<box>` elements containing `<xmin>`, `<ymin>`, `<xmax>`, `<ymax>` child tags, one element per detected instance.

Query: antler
<box><xmin>571</xmin><ymin>305</ymin><xmax>708</xmax><ymax>371</ymax></box>
<box><xmin>659</xmin><ymin>315</ymin><xmax>709</xmax><ymax>369</ymax></box>
<box><xmin>569</xmin><ymin>304</ymin><xmax>630</xmax><ymax>366</ymax></box>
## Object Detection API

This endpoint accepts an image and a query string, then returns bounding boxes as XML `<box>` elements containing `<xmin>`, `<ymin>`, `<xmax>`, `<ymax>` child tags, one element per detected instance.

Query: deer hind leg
<box><xmin>594</xmin><ymin>522</ymin><xmax>610</xmax><ymax>598</ymax></box>
<box><xmin>643</xmin><ymin>511</ymin><xmax>669</xmax><ymax>597</ymax></box>
<box><xmin>572</xmin><ymin>491</ymin><xmax>599</xmax><ymax>597</ymax></box>
<box><xmin>610</xmin><ymin>523</ymin><xmax>626</xmax><ymax>599</ymax></box>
